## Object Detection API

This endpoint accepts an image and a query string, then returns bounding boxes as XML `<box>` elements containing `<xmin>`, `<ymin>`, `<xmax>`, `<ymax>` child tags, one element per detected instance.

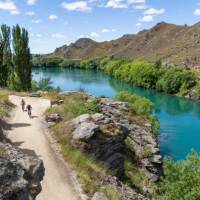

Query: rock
<box><xmin>70</xmin><ymin>113</ymin><xmax>128</xmax><ymax>178</ymax></box>
<box><xmin>184</xmin><ymin>89</ymin><xmax>199</xmax><ymax>100</ymax></box>
<box><xmin>92</xmin><ymin>113</ymin><xmax>105</xmax><ymax>122</ymax></box>
<box><xmin>72</xmin><ymin>122</ymin><xmax>99</xmax><ymax>141</ymax></box>
<box><xmin>71</xmin><ymin>114</ymin><xmax>91</xmax><ymax>126</ymax></box>
<box><xmin>0</xmin><ymin>142</ymin><xmax>44</xmax><ymax>200</ymax></box>
<box><xmin>50</xmin><ymin>100</ymin><xmax>64</xmax><ymax>106</ymax></box>
<box><xmin>29</xmin><ymin>92</ymin><xmax>41</xmax><ymax>98</ymax></box>
<box><xmin>92</xmin><ymin>192</ymin><xmax>108</xmax><ymax>200</ymax></box>
<box><xmin>46</xmin><ymin>113</ymin><xmax>62</xmax><ymax>123</ymax></box>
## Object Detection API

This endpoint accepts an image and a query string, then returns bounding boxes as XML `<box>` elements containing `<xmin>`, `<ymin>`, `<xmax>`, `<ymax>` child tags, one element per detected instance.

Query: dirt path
<box><xmin>7</xmin><ymin>95</ymin><xmax>83</xmax><ymax>200</ymax></box>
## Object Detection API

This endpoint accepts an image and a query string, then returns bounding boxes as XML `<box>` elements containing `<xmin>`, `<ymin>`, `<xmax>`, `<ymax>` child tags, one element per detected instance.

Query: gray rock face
<box><xmin>72</xmin><ymin>122</ymin><xmax>99</xmax><ymax>141</ymax></box>
<box><xmin>98</xmin><ymin>98</ymin><xmax>162</xmax><ymax>182</ymax></box>
<box><xmin>46</xmin><ymin>113</ymin><xmax>62</xmax><ymax>122</ymax></box>
<box><xmin>70</xmin><ymin>113</ymin><xmax>129</xmax><ymax>179</ymax></box>
<box><xmin>0</xmin><ymin>128</ymin><xmax>44</xmax><ymax>200</ymax></box>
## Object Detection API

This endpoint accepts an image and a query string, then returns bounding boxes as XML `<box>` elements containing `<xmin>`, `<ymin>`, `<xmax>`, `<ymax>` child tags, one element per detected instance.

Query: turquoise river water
<box><xmin>32</xmin><ymin>67</ymin><xmax>200</xmax><ymax>160</ymax></box>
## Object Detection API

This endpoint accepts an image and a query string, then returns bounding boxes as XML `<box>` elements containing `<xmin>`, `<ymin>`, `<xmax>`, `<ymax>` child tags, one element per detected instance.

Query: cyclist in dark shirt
<box><xmin>26</xmin><ymin>104</ymin><xmax>32</xmax><ymax>118</ymax></box>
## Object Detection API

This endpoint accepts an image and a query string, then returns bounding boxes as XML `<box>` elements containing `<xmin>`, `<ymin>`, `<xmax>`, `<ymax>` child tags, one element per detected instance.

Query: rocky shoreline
<box><xmin>46</xmin><ymin>92</ymin><xmax>163</xmax><ymax>199</ymax></box>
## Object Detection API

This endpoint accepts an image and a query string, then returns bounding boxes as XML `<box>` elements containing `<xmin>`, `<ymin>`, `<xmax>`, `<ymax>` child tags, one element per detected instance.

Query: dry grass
<box><xmin>0</xmin><ymin>89</ymin><xmax>14</xmax><ymax>118</ymax></box>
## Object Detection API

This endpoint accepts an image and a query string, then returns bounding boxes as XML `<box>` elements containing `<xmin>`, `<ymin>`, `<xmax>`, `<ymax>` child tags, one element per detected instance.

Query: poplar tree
<box><xmin>12</xmin><ymin>25</ymin><xmax>31</xmax><ymax>90</ymax></box>
<box><xmin>0</xmin><ymin>24</ymin><xmax>12</xmax><ymax>87</ymax></box>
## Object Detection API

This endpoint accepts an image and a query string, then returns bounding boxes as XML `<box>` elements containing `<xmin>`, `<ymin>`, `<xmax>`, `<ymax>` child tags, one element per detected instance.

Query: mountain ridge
<box><xmin>53</xmin><ymin>22</ymin><xmax>200</xmax><ymax>69</ymax></box>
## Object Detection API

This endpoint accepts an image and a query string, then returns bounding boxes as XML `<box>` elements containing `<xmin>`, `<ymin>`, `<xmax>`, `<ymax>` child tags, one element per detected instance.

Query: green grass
<box><xmin>100</xmin><ymin>186</ymin><xmax>122</xmax><ymax>200</ymax></box>
<box><xmin>46</xmin><ymin>92</ymin><xmax>99</xmax><ymax>121</ymax></box>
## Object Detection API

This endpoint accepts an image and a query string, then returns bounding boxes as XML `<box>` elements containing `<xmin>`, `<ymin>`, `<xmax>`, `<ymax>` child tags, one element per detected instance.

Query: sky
<box><xmin>1</xmin><ymin>0</ymin><xmax>200</xmax><ymax>54</ymax></box>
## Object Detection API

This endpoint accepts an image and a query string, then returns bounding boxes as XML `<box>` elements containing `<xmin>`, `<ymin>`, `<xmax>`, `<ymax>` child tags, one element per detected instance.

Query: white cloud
<box><xmin>128</xmin><ymin>0</ymin><xmax>145</xmax><ymax>4</ymax></box>
<box><xmin>135</xmin><ymin>4</ymin><xmax>146</xmax><ymax>9</ymax></box>
<box><xmin>49</xmin><ymin>14</ymin><xmax>58</xmax><ymax>20</ymax></box>
<box><xmin>0</xmin><ymin>1</ymin><xmax>20</xmax><ymax>15</ymax></box>
<box><xmin>10</xmin><ymin>9</ymin><xmax>20</xmax><ymax>15</ymax></box>
<box><xmin>101</xmin><ymin>28</ymin><xmax>116</xmax><ymax>33</ymax></box>
<box><xmin>139</xmin><ymin>15</ymin><xmax>154</xmax><ymax>22</ymax></box>
<box><xmin>194</xmin><ymin>9</ymin><xmax>200</xmax><ymax>15</ymax></box>
<box><xmin>106</xmin><ymin>0</ymin><xmax>127</xmax><ymax>9</ymax></box>
<box><xmin>102</xmin><ymin>28</ymin><xmax>110</xmax><ymax>33</ymax></box>
<box><xmin>144</xmin><ymin>8</ymin><xmax>165</xmax><ymax>15</ymax></box>
<box><xmin>90</xmin><ymin>32</ymin><xmax>99</xmax><ymax>38</ymax></box>
<box><xmin>27</xmin><ymin>0</ymin><xmax>37</xmax><ymax>6</ymax></box>
<box><xmin>61</xmin><ymin>1</ymin><xmax>91</xmax><ymax>12</ymax></box>
<box><xmin>25</xmin><ymin>11</ymin><xmax>35</xmax><ymax>16</ymax></box>
<box><xmin>51</xmin><ymin>33</ymin><xmax>65</xmax><ymax>39</ymax></box>
<box><xmin>136</xmin><ymin>22</ymin><xmax>141</xmax><ymax>26</ymax></box>
<box><xmin>30</xmin><ymin>33</ymin><xmax>42</xmax><ymax>38</ymax></box>
<box><xmin>32</xmin><ymin>19</ymin><xmax>41</xmax><ymax>23</ymax></box>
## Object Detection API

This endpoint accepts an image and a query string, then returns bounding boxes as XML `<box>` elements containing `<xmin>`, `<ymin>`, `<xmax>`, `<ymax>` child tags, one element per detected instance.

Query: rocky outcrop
<box><xmin>69</xmin><ymin>113</ymin><xmax>129</xmax><ymax>178</ymax></box>
<box><xmin>99</xmin><ymin>98</ymin><xmax>162</xmax><ymax>182</ymax></box>
<box><xmin>66</xmin><ymin>96</ymin><xmax>162</xmax><ymax>182</ymax></box>
<box><xmin>0</xmin><ymin>125</ymin><xmax>44</xmax><ymax>200</ymax></box>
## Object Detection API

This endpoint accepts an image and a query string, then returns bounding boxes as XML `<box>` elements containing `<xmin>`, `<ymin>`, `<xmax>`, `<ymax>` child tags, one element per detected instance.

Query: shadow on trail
<box><xmin>31</xmin><ymin>116</ymin><xmax>38</xmax><ymax>119</ymax></box>
<box><xmin>0</xmin><ymin>120</ymin><xmax>32</xmax><ymax>130</ymax></box>
<box><xmin>13</xmin><ymin>141</ymin><xmax>25</xmax><ymax>147</ymax></box>
<box><xmin>11</xmin><ymin>123</ymin><xmax>32</xmax><ymax>128</ymax></box>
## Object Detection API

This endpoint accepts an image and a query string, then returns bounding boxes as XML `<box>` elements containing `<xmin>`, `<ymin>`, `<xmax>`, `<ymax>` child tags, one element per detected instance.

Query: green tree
<box><xmin>0</xmin><ymin>24</ymin><xmax>12</xmax><ymax>87</ymax></box>
<box><xmin>157</xmin><ymin>151</ymin><xmax>200</xmax><ymax>200</ymax></box>
<box><xmin>12</xmin><ymin>24</ymin><xmax>31</xmax><ymax>91</ymax></box>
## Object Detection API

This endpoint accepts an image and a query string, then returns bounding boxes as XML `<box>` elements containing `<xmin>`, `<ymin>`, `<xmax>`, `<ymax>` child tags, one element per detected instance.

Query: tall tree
<box><xmin>12</xmin><ymin>25</ymin><xmax>31</xmax><ymax>91</ymax></box>
<box><xmin>0</xmin><ymin>24</ymin><xmax>12</xmax><ymax>87</ymax></box>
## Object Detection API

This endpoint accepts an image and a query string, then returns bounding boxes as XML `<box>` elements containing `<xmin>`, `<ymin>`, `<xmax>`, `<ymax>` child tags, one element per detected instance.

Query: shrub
<box><xmin>157</xmin><ymin>151</ymin><xmax>200</xmax><ymax>200</ymax></box>
<box><xmin>116</xmin><ymin>91</ymin><xmax>153</xmax><ymax>116</ymax></box>
<box><xmin>80</xmin><ymin>58</ymin><xmax>101</xmax><ymax>69</ymax></box>
<box><xmin>157</xmin><ymin>68</ymin><xmax>196</xmax><ymax>94</ymax></box>
<box><xmin>59</xmin><ymin>59</ymin><xmax>81</xmax><ymax>68</ymax></box>
<box><xmin>195</xmin><ymin>83</ymin><xmax>200</xmax><ymax>99</ymax></box>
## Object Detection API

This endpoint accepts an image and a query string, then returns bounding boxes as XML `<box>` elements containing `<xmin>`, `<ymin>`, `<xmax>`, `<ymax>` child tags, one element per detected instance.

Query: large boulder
<box><xmin>0</xmin><ymin>142</ymin><xmax>44</xmax><ymax>200</ymax></box>
<box><xmin>72</xmin><ymin>122</ymin><xmax>99</xmax><ymax>141</ymax></box>
<box><xmin>69</xmin><ymin>113</ymin><xmax>129</xmax><ymax>179</ymax></box>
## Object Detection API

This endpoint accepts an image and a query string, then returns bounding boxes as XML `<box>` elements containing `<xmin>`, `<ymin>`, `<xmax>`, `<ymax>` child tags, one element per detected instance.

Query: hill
<box><xmin>53</xmin><ymin>22</ymin><xmax>200</xmax><ymax>69</ymax></box>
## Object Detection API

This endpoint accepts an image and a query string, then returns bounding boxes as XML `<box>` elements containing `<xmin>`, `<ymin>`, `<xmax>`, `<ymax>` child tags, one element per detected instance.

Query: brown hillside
<box><xmin>54</xmin><ymin>22</ymin><xmax>200</xmax><ymax>69</ymax></box>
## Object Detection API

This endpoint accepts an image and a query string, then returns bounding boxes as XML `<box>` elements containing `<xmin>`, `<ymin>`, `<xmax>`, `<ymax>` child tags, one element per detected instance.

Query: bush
<box><xmin>116</xmin><ymin>91</ymin><xmax>153</xmax><ymax>116</ymax></box>
<box><xmin>157</xmin><ymin>151</ymin><xmax>200</xmax><ymax>200</ymax></box>
<box><xmin>59</xmin><ymin>59</ymin><xmax>81</xmax><ymax>68</ymax></box>
<box><xmin>32</xmin><ymin>55</ymin><xmax>63</xmax><ymax>67</ymax></box>
<box><xmin>195</xmin><ymin>83</ymin><xmax>200</xmax><ymax>99</ymax></box>
<box><xmin>7</xmin><ymin>72</ymin><xmax>21</xmax><ymax>91</ymax></box>
<box><xmin>157</xmin><ymin>68</ymin><xmax>196</xmax><ymax>94</ymax></box>
<box><xmin>80</xmin><ymin>58</ymin><xmax>101</xmax><ymax>69</ymax></box>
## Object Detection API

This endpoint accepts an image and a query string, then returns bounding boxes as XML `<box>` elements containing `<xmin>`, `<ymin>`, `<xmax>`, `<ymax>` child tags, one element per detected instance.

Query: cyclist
<box><xmin>26</xmin><ymin>104</ymin><xmax>32</xmax><ymax>118</ymax></box>
<box><xmin>21</xmin><ymin>99</ymin><xmax>26</xmax><ymax>112</ymax></box>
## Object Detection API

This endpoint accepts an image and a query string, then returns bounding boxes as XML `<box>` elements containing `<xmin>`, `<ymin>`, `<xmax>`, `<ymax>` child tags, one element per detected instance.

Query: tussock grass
<box><xmin>46</xmin><ymin>93</ymin><xmax>99</xmax><ymax>121</ymax></box>
<box><xmin>0</xmin><ymin>89</ymin><xmax>13</xmax><ymax>118</ymax></box>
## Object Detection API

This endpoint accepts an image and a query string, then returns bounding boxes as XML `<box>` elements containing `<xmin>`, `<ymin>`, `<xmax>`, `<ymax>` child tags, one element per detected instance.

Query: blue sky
<box><xmin>1</xmin><ymin>0</ymin><xmax>200</xmax><ymax>54</ymax></box>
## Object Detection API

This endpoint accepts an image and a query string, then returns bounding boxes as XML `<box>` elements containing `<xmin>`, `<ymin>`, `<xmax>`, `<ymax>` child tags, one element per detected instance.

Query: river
<box><xmin>32</xmin><ymin>67</ymin><xmax>200</xmax><ymax>160</ymax></box>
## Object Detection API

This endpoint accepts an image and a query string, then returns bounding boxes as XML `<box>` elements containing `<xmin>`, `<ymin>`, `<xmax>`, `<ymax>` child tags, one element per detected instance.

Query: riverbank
<box><xmin>32</xmin><ymin>56</ymin><xmax>200</xmax><ymax>101</ymax></box>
